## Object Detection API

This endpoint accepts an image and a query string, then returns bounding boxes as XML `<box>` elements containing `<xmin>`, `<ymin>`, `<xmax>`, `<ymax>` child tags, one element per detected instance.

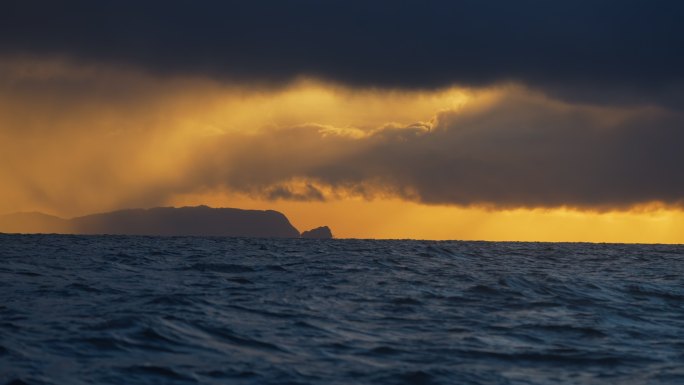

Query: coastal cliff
<box><xmin>0</xmin><ymin>206</ymin><xmax>317</xmax><ymax>238</ymax></box>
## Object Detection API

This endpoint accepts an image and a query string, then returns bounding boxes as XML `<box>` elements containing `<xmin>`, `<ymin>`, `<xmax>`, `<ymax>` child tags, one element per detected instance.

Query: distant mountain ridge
<box><xmin>0</xmin><ymin>212</ymin><xmax>70</xmax><ymax>234</ymax></box>
<box><xmin>0</xmin><ymin>206</ymin><xmax>331</xmax><ymax>238</ymax></box>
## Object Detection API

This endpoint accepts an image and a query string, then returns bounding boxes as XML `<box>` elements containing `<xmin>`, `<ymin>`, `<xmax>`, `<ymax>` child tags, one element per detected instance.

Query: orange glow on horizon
<box><xmin>167</xmin><ymin>192</ymin><xmax>684</xmax><ymax>244</ymax></box>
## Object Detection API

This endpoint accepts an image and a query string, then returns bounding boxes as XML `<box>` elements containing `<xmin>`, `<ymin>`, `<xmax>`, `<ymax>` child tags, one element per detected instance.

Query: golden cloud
<box><xmin>2</xmin><ymin>56</ymin><xmax>683</xmax><ymax>243</ymax></box>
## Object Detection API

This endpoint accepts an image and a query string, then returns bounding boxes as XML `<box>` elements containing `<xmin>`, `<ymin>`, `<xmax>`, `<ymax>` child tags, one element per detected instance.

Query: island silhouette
<box><xmin>0</xmin><ymin>206</ymin><xmax>332</xmax><ymax>239</ymax></box>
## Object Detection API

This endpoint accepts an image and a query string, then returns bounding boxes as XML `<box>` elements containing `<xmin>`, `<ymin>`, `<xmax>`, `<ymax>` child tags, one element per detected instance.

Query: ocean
<box><xmin>1</xmin><ymin>234</ymin><xmax>683</xmax><ymax>385</ymax></box>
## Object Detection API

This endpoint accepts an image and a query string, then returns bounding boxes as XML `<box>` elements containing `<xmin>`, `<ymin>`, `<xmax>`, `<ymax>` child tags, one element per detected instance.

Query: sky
<box><xmin>2</xmin><ymin>1</ymin><xmax>684</xmax><ymax>243</ymax></box>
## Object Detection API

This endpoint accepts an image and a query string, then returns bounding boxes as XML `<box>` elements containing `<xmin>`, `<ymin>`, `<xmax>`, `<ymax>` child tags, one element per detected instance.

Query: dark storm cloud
<box><xmin>2</xmin><ymin>0</ymin><xmax>684</xmax><ymax>106</ymax></box>
<box><xmin>195</xmin><ymin>93</ymin><xmax>684</xmax><ymax>209</ymax></box>
<box><xmin>264</xmin><ymin>184</ymin><xmax>326</xmax><ymax>202</ymax></box>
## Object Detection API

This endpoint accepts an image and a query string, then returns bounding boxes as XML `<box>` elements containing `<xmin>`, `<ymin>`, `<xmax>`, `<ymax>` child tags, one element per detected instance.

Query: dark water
<box><xmin>1</xmin><ymin>234</ymin><xmax>684</xmax><ymax>385</ymax></box>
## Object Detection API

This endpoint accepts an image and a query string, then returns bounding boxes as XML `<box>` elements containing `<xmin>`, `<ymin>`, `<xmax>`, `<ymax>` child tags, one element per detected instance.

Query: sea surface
<box><xmin>1</xmin><ymin>234</ymin><xmax>683</xmax><ymax>385</ymax></box>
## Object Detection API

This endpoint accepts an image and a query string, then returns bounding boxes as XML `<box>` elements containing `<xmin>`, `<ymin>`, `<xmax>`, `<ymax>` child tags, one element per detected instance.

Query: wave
<box><xmin>1</xmin><ymin>234</ymin><xmax>683</xmax><ymax>384</ymax></box>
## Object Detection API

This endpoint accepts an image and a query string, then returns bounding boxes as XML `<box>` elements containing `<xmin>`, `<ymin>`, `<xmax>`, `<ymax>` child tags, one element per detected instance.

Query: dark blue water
<box><xmin>1</xmin><ymin>234</ymin><xmax>683</xmax><ymax>385</ymax></box>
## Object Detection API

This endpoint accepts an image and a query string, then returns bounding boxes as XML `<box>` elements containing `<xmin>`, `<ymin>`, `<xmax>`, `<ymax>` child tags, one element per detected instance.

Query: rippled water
<box><xmin>1</xmin><ymin>234</ymin><xmax>683</xmax><ymax>385</ymax></box>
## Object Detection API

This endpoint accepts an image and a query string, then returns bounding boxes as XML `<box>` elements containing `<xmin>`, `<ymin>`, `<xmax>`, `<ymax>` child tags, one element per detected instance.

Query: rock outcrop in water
<box><xmin>301</xmin><ymin>226</ymin><xmax>333</xmax><ymax>239</ymax></box>
<box><xmin>0</xmin><ymin>206</ymin><xmax>302</xmax><ymax>238</ymax></box>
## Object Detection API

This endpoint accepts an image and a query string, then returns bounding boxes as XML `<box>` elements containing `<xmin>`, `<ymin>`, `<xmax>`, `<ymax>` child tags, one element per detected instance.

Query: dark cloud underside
<box><xmin>191</xmin><ymin>94</ymin><xmax>684</xmax><ymax>209</ymax></box>
<box><xmin>2</xmin><ymin>1</ymin><xmax>684</xmax><ymax>105</ymax></box>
